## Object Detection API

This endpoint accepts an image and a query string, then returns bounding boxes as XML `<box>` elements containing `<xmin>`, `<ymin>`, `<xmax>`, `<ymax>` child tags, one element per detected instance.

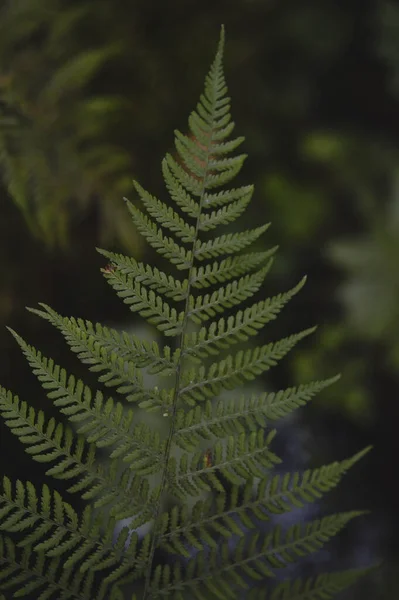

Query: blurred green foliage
<box><xmin>0</xmin><ymin>0</ymin><xmax>138</xmax><ymax>249</ymax></box>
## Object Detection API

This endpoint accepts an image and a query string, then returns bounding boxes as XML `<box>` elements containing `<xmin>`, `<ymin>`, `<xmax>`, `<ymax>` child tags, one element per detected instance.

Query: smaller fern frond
<box><xmin>182</xmin><ymin>276</ymin><xmax>308</xmax><ymax>358</ymax></box>
<box><xmin>8</xmin><ymin>326</ymin><xmax>143</xmax><ymax>397</ymax></box>
<box><xmin>38</xmin><ymin>46</ymin><xmax>122</xmax><ymax>107</ymax></box>
<box><xmin>0</xmin><ymin>477</ymin><xmax>143</xmax><ymax>596</ymax></box>
<box><xmin>159</xmin><ymin>447</ymin><xmax>370</xmax><ymax>557</ymax></box>
<box><xmin>150</xmin><ymin>512</ymin><xmax>365</xmax><ymax>599</ymax></box>
<box><xmin>248</xmin><ymin>567</ymin><xmax>377</xmax><ymax>600</ymax></box>
<box><xmin>168</xmin><ymin>429</ymin><xmax>280</xmax><ymax>498</ymax></box>
<box><xmin>8</xmin><ymin>327</ymin><xmax>171</xmax><ymax>410</ymax></box>
<box><xmin>133</xmin><ymin>181</ymin><xmax>196</xmax><ymax>242</ymax></box>
<box><xmin>97</xmin><ymin>248</ymin><xmax>188</xmax><ymax>301</ymax></box>
<box><xmin>187</xmin><ymin>264</ymin><xmax>272</xmax><ymax>324</ymax></box>
<box><xmin>164</xmin><ymin>153</ymin><xmax>205</xmax><ymax>197</ymax></box>
<box><xmin>261</xmin><ymin>446</ymin><xmax>371</xmax><ymax>512</ymax></box>
<box><xmin>0</xmin><ymin>534</ymin><xmax>96</xmax><ymax>600</ymax></box>
<box><xmin>201</xmin><ymin>185</ymin><xmax>253</xmax><ymax>208</ymax></box>
<box><xmin>162</xmin><ymin>159</ymin><xmax>200</xmax><ymax>218</ymax></box>
<box><xmin>28</xmin><ymin>302</ymin><xmax>179</xmax><ymax>375</ymax></box>
<box><xmin>6</xmin><ymin>328</ymin><xmax>170</xmax><ymax>465</ymax></box>
<box><xmin>174</xmin><ymin>376</ymin><xmax>341</xmax><ymax>450</ymax></box>
<box><xmin>194</xmin><ymin>224</ymin><xmax>270</xmax><ymax>261</ymax></box>
<box><xmin>263</xmin><ymin>511</ymin><xmax>366</xmax><ymax>570</ymax></box>
<box><xmin>28</xmin><ymin>305</ymin><xmax>156</xmax><ymax>388</ymax></box>
<box><xmin>198</xmin><ymin>190</ymin><xmax>253</xmax><ymax>230</ymax></box>
<box><xmin>124</xmin><ymin>200</ymin><xmax>192</xmax><ymax>269</ymax></box>
<box><xmin>180</xmin><ymin>328</ymin><xmax>316</xmax><ymax>405</ymax></box>
<box><xmin>0</xmin><ymin>386</ymin><xmax>157</xmax><ymax>521</ymax></box>
<box><xmin>0</xmin><ymin>384</ymin><xmax>96</xmax><ymax>476</ymax></box>
<box><xmin>101</xmin><ymin>271</ymin><xmax>185</xmax><ymax>336</ymax></box>
<box><xmin>191</xmin><ymin>249</ymin><xmax>278</xmax><ymax>289</ymax></box>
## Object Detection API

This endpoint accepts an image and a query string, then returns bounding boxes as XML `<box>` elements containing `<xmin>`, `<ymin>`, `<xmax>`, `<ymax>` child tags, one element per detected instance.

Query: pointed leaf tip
<box><xmin>351</xmin><ymin>445</ymin><xmax>373</xmax><ymax>464</ymax></box>
<box><xmin>5</xmin><ymin>326</ymin><xmax>20</xmax><ymax>342</ymax></box>
<box><xmin>218</xmin><ymin>25</ymin><xmax>225</xmax><ymax>54</ymax></box>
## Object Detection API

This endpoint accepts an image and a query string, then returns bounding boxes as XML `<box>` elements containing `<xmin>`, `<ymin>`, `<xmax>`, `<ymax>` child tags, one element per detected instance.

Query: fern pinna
<box><xmin>0</xmin><ymin>27</ymin><xmax>372</xmax><ymax>600</ymax></box>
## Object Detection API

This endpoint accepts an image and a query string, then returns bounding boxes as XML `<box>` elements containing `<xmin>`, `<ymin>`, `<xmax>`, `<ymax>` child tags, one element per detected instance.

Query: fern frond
<box><xmin>0</xmin><ymin>386</ymin><xmax>157</xmax><ymax>521</ymax></box>
<box><xmin>0</xmin><ymin>477</ymin><xmax>141</xmax><ymax>587</ymax></box>
<box><xmin>0</xmin><ymin>26</ymin><xmax>372</xmax><ymax>600</ymax></box>
<box><xmin>8</xmin><ymin>327</ymin><xmax>172</xmax><ymax>411</ymax></box>
<box><xmin>191</xmin><ymin>249</ymin><xmax>278</xmax><ymax>289</ymax></box>
<box><xmin>97</xmin><ymin>248</ymin><xmax>188</xmax><ymax>301</ymax></box>
<box><xmin>29</xmin><ymin>303</ymin><xmax>179</xmax><ymax>375</ymax></box>
<box><xmin>261</xmin><ymin>446</ymin><xmax>371</xmax><ymax>512</ymax></box>
<box><xmin>150</xmin><ymin>512</ymin><xmax>363</xmax><ymax>600</ymax></box>
<box><xmin>183</xmin><ymin>276</ymin><xmax>308</xmax><ymax>358</ymax></box>
<box><xmin>102</xmin><ymin>272</ymin><xmax>184</xmax><ymax>336</ymax></box>
<box><xmin>179</xmin><ymin>328</ymin><xmax>316</xmax><ymax>404</ymax></box>
<box><xmin>6</xmin><ymin>332</ymin><xmax>171</xmax><ymax>469</ymax></box>
<box><xmin>187</xmin><ymin>264</ymin><xmax>272</xmax><ymax>324</ymax></box>
<box><xmin>164</xmin><ymin>153</ymin><xmax>205</xmax><ymax>197</ymax></box>
<box><xmin>0</xmin><ymin>384</ymin><xmax>95</xmax><ymax>474</ymax></box>
<box><xmin>0</xmin><ymin>534</ymin><xmax>96</xmax><ymax>600</ymax></box>
<box><xmin>159</xmin><ymin>448</ymin><xmax>370</xmax><ymax>556</ymax></box>
<box><xmin>125</xmin><ymin>200</ymin><xmax>192</xmax><ymax>269</ymax></box>
<box><xmin>194</xmin><ymin>224</ymin><xmax>270</xmax><ymax>261</ymax></box>
<box><xmin>202</xmin><ymin>184</ymin><xmax>253</xmax><ymax>208</ymax></box>
<box><xmin>248</xmin><ymin>567</ymin><xmax>374</xmax><ymax>600</ymax></box>
<box><xmin>174</xmin><ymin>376</ymin><xmax>341</xmax><ymax>450</ymax></box>
<box><xmin>133</xmin><ymin>181</ymin><xmax>196</xmax><ymax>242</ymax></box>
<box><xmin>168</xmin><ymin>429</ymin><xmax>280</xmax><ymax>498</ymax></box>
<box><xmin>151</xmin><ymin>512</ymin><xmax>365</xmax><ymax>599</ymax></box>
<box><xmin>162</xmin><ymin>159</ymin><xmax>200</xmax><ymax>218</ymax></box>
<box><xmin>198</xmin><ymin>188</ymin><xmax>254</xmax><ymax>230</ymax></box>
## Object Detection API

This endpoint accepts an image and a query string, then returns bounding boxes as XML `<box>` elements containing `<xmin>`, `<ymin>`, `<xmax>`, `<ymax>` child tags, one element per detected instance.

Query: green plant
<box><xmin>0</xmin><ymin>28</ymin><xmax>373</xmax><ymax>599</ymax></box>
<box><xmin>0</xmin><ymin>0</ymin><xmax>134</xmax><ymax>248</ymax></box>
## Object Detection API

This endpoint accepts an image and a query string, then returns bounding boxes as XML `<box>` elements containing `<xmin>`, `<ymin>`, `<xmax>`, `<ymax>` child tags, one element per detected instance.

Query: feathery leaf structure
<box><xmin>0</xmin><ymin>26</ymin><xmax>373</xmax><ymax>599</ymax></box>
<box><xmin>247</xmin><ymin>567</ymin><xmax>377</xmax><ymax>600</ymax></box>
<box><xmin>0</xmin><ymin>0</ymin><xmax>135</xmax><ymax>248</ymax></box>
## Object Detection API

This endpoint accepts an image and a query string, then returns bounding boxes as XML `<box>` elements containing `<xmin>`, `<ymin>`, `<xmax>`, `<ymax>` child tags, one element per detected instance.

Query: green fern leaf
<box><xmin>249</xmin><ymin>568</ymin><xmax>375</xmax><ymax>600</ymax></box>
<box><xmin>0</xmin><ymin>477</ymin><xmax>141</xmax><ymax>579</ymax></box>
<box><xmin>103</xmin><ymin>274</ymin><xmax>184</xmax><ymax>336</ymax></box>
<box><xmin>149</xmin><ymin>513</ymin><xmax>364</xmax><ymax>599</ymax></box>
<box><xmin>97</xmin><ymin>249</ymin><xmax>189</xmax><ymax>301</ymax></box>
<box><xmin>29</xmin><ymin>302</ymin><xmax>179</xmax><ymax>375</ymax></box>
<box><xmin>198</xmin><ymin>188</ymin><xmax>254</xmax><ymax>230</ymax></box>
<box><xmin>187</xmin><ymin>264</ymin><xmax>272</xmax><ymax>324</ymax></box>
<box><xmin>159</xmin><ymin>447</ymin><xmax>370</xmax><ymax>557</ymax></box>
<box><xmin>174</xmin><ymin>376</ymin><xmax>341</xmax><ymax>450</ymax></box>
<box><xmin>162</xmin><ymin>159</ymin><xmax>201</xmax><ymax>218</ymax></box>
<box><xmin>8</xmin><ymin>327</ymin><xmax>172</xmax><ymax>410</ymax></box>
<box><xmin>194</xmin><ymin>224</ymin><xmax>270</xmax><ymax>261</ymax></box>
<box><xmin>0</xmin><ymin>26</ymin><xmax>373</xmax><ymax>600</ymax></box>
<box><xmin>125</xmin><ymin>200</ymin><xmax>192</xmax><ymax>269</ymax></box>
<box><xmin>182</xmin><ymin>276</ymin><xmax>308</xmax><ymax>358</ymax></box>
<box><xmin>179</xmin><ymin>328</ymin><xmax>316</xmax><ymax>405</ymax></box>
<box><xmin>168</xmin><ymin>429</ymin><xmax>280</xmax><ymax>498</ymax></box>
<box><xmin>0</xmin><ymin>386</ymin><xmax>157</xmax><ymax>522</ymax></box>
<box><xmin>191</xmin><ymin>248</ymin><xmax>278</xmax><ymax>289</ymax></box>
<box><xmin>132</xmin><ymin>181</ymin><xmax>196</xmax><ymax>242</ymax></box>
<box><xmin>0</xmin><ymin>534</ymin><xmax>97</xmax><ymax>599</ymax></box>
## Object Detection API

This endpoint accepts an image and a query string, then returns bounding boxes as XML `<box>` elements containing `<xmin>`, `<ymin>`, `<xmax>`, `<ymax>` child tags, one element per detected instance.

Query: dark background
<box><xmin>1</xmin><ymin>0</ymin><xmax>399</xmax><ymax>597</ymax></box>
